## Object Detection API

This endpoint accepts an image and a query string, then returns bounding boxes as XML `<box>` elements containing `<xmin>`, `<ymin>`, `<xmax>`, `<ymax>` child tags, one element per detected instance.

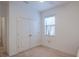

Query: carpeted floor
<box><xmin>14</xmin><ymin>46</ymin><xmax>74</xmax><ymax>57</ymax></box>
<box><xmin>0</xmin><ymin>46</ymin><xmax>75</xmax><ymax>57</ymax></box>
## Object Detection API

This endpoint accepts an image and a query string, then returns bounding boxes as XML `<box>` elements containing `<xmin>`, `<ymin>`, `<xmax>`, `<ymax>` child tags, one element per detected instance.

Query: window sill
<box><xmin>45</xmin><ymin>35</ymin><xmax>55</xmax><ymax>37</ymax></box>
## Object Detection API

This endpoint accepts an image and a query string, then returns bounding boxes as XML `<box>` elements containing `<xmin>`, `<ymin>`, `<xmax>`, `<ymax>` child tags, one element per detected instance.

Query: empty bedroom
<box><xmin>0</xmin><ymin>1</ymin><xmax>79</xmax><ymax>57</ymax></box>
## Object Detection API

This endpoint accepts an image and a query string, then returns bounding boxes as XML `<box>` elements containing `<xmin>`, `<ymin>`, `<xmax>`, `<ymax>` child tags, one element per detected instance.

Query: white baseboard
<box><xmin>42</xmin><ymin>44</ymin><xmax>75</xmax><ymax>57</ymax></box>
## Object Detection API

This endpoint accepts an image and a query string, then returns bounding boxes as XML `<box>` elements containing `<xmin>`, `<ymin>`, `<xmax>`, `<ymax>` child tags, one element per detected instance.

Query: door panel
<box><xmin>16</xmin><ymin>17</ymin><xmax>30</xmax><ymax>53</ymax></box>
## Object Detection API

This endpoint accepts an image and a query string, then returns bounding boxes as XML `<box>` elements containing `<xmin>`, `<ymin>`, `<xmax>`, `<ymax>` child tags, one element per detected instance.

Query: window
<box><xmin>44</xmin><ymin>16</ymin><xmax>55</xmax><ymax>36</ymax></box>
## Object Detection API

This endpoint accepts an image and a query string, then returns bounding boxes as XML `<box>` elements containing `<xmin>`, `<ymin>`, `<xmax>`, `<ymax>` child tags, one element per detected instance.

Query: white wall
<box><xmin>8</xmin><ymin>1</ymin><xmax>41</xmax><ymax>56</ymax></box>
<box><xmin>40</xmin><ymin>2</ymin><xmax>79</xmax><ymax>56</ymax></box>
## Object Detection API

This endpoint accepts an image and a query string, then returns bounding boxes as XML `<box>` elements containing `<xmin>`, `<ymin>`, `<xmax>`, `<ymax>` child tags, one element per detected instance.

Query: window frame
<box><xmin>44</xmin><ymin>15</ymin><xmax>56</xmax><ymax>37</ymax></box>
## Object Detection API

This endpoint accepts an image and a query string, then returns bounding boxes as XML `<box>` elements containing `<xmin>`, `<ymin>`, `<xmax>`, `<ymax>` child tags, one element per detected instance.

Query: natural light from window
<box><xmin>44</xmin><ymin>16</ymin><xmax>55</xmax><ymax>36</ymax></box>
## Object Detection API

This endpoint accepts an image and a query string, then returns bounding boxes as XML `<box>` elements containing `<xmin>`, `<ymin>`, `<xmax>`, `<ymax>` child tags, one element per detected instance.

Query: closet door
<box><xmin>16</xmin><ymin>17</ymin><xmax>30</xmax><ymax>53</ymax></box>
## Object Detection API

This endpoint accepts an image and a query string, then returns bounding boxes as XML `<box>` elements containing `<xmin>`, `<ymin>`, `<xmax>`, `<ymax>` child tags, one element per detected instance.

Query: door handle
<box><xmin>29</xmin><ymin>34</ymin><xmax>32</xmax><ymax>37</ymax></box>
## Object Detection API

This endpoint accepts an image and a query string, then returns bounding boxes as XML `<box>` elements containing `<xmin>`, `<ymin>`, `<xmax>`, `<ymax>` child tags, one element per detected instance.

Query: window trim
<box><xmin>44</xmin><ymin>14</ymin><xmax>56</xmax><ymax>19</ymax></box>
<box><xmin>44</xmin><ymin>15</ymin><xmax>56</xmax><ymax>37</ymax></box>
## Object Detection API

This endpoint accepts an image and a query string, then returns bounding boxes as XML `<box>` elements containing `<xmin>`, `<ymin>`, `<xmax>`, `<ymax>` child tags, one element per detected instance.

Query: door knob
<box><xmin>29</xmin><ymin>34</ymin><xmax>32</xmax><ymax>37</ymax></box>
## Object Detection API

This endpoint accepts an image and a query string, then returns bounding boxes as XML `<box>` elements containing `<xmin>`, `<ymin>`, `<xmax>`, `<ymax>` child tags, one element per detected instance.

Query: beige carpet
<box><xmin>0</xmin><ymin>46</ymin><xmax>75</xmax><ymax>57</ymax></box>
<box><xmin>14</xmin><ymin>46</ymin><xmax>74</xmax><ymax>57</ymax></box>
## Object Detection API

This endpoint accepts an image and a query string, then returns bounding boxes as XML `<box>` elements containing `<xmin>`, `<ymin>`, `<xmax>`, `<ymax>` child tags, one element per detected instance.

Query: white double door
<box><xmin>16</xmin><ymin>17</ymin><xmax>32</xmax><ymax>53</ymax></box>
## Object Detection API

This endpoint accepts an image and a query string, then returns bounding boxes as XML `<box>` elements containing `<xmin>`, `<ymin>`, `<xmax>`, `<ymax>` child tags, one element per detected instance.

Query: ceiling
<box><xmin>24</xmin><ymin>1</ymin><xmax>69</xmax><ymax>12</ymax></box>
